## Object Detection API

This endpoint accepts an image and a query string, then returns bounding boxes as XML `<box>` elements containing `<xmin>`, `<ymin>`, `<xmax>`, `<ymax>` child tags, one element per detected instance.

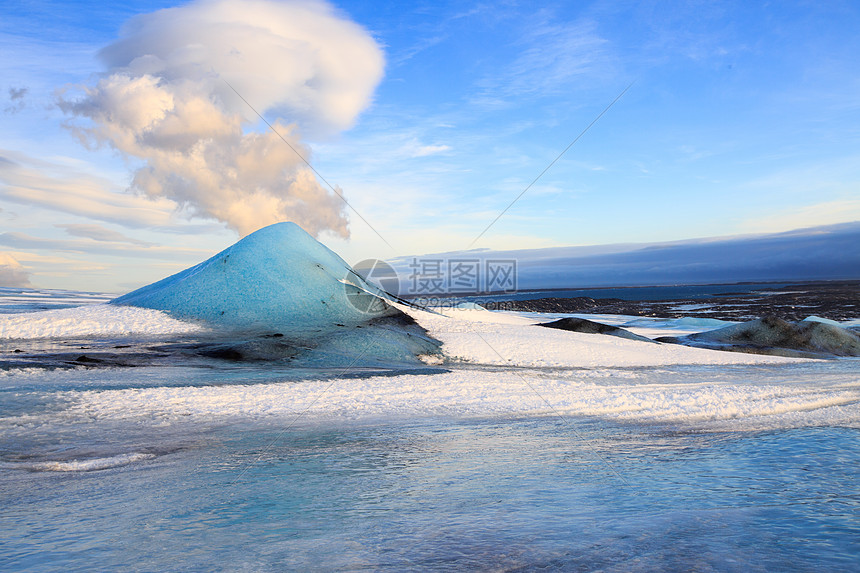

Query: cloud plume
<box><xmin>59</xmin><ymin>0</ymin><xmax>384</xmax><ymax>237</ymax></box>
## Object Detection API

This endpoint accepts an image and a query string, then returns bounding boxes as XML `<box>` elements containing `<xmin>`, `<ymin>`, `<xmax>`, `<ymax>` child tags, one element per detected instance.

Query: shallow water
<box><xmin>1</xmin><ymin>290</ymin><xmax>859</xmax><ymax>571</ymax></box>
<box><xmin>2</xmin><ymin>411</ymin><xmax>858</xmax><ymax>571</ymax></box>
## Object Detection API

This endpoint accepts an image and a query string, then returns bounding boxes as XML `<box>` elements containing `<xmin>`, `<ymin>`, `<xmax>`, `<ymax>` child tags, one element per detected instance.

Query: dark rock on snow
<box><xmin>538</xmin><ymin>317</ymin><xmax>656</xmax><ymax>344</ymax></box>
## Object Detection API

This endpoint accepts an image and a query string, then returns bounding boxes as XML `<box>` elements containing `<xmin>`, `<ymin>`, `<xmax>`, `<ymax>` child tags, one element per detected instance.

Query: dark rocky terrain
<box><xmin>538</xmin><ymin>317</ymin><xmax>656</xmax><ymax>343</ymax></box>
<box><xmin>496</xmin><ymin>281</ymin><xmax>860</xmax><ymax>322</ymax></box>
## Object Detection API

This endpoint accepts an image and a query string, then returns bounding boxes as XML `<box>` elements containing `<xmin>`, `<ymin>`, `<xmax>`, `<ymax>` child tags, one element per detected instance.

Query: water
<box><xmin>1</xmin><ymin>290</ymin><xmax>859</xmax><ymax>571</ymax></box>
<box><xmin>2</xmin><ymin>413</ymin><xmax>858</xmax><ymax>571</ymax></box>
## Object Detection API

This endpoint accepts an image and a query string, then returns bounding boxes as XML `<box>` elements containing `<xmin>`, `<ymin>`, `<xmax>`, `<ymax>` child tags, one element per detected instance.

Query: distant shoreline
<box><xmin>468</xmin><ymin>280</ymin><xmax>860</xmax><ymax>322</ymax></box>
<box><xmin>400</xmin><ymin>279</ymin><xmax>857</xmax><ymax>298</ymax></box>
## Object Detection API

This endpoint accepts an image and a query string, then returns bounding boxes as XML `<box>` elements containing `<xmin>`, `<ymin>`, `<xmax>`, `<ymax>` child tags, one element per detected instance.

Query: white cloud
<box><xmin>5</xmin><ymin>251</ymin><xmax>110</xmax><ymax>267</ymax></box>
<box><xmin>0</xmin><ymin>252</ymin><xmax>31</xmax><ymax>287</ymax></box>
<box><xmin>0</xmin><ymin>232</ymin><xmax>211</xmax><ymax>259</ymax></box>
<box><xmin>412</xmin><ymin>144</ymin><xmax>452</xmax><ymax>157</ymax></box>
<box><xmin>58</xmin><ymin>0</ymin><xmax>385</xmax><ymax>238</ymax></box>
<box><xmin>55</xmin><ymin>223</ymin><xmax>155</xmax><ymax>246</ymax></box>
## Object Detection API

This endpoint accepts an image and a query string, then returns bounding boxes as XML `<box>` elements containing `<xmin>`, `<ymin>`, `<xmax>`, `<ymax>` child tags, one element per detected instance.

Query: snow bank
<box><xmin>38</xmin><ymin>365</ymin><xmax>858</xmax><ymax>432</ymax></box>
<box><xmin>403</xmin><ymin>306</ymin><xmax>800</xmax><ymax>368</ymax></box>
<box><xmin>0</xmin><ymin>304</ymin><xmax>204</xmax><ymax>339</ymax></box>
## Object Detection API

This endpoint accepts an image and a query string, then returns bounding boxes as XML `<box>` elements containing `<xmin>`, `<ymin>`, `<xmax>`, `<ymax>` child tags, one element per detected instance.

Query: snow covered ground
<box><xmin>29</xmin><ymin>356</ymin><xmax>852</xmax><ymax>433</ymax></box>
<box><xmin>404</xmin><ymin>304</ymin><xmax>797</xmax><ymax>368</ymax></box>
<box><xmin>3</xmin><ymin>298</ymin><xmax>857</xmax><ymax>434</ymax></box>
<box><xmin>0</xmin><ymin>303</ymin><xmax>206</xmax><ymax>339</ymax></box>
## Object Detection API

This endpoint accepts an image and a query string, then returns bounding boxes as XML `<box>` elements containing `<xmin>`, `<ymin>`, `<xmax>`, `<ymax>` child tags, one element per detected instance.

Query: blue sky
<box><xmin>1</xmin><ymin>0</ymin><xmax>859</xmax><ymax>292</ymax></box>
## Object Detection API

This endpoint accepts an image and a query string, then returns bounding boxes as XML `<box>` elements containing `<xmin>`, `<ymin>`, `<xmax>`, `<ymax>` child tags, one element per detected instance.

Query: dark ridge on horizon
<box><xmin>498</xmin><ymin>281</ymin><xmax>860</xmax><ymax>322</ymax></box>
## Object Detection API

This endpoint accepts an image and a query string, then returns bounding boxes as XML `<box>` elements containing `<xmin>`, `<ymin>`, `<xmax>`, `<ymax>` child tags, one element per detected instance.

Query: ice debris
<box><xmin>656</xmin><ymin>315</ymin><xmax>860</xmax><ymax>358</ymax></box>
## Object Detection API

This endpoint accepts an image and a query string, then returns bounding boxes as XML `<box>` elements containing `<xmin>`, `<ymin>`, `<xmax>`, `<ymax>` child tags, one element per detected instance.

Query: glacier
<box><xmin>112</xmin><ymin>222</ymin><xmax>397</xmax><ymax>333</ymax></box>
<box><xmin>109</xmin><ymin>222</ymin><xmax>440</xmax><ymax>366</ymax></box>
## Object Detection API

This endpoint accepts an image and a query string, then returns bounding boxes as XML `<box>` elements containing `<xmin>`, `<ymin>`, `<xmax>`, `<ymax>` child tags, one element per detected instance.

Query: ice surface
<box><xmin>802</xmin><ymin>315</ymin><xmax>842</xmax><ymax>326</ymax></box>
<box><xmin>617</xmin><ymin>316</ymin><xmax>739</xmax><ymax>339</ymax></box>
<box><xmin>622</xmin><ymin>316</ymin><xmax>735</xmax><ymax>330</ymax></box>
<box><xmin>112</xmin><ymin>222</ymin><xmax>395</xmax><ymax>334</ymax></box>
<box><xmin>453</xmin><ymin>301</ymin><xmax>485</xmax><ymax>310</ymax></box>
<box><xmin>12</xmin><ymin>358</ymin><xmax>854</xmax><ymax>433</ymax></box>
<box><xmin>1</xmin><ymin>287</ymin><xmax>856</xmax><ymax>443</ymax></box>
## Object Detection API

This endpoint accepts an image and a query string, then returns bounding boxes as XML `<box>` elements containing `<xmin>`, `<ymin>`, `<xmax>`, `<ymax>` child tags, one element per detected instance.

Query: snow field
<box><xmin>405</xmin><ymin>306</ymin><xmax>800</xmax><ymax>368</ymax></box>
<box><xmin>18</xmin><ymin>366</ymin><xmax>857</xmax><ymax>432</ymax></box>
<box><xmin>0</xmin><ymin>304</ymin><xmax>206</xmax><ymax>339</ymax></box>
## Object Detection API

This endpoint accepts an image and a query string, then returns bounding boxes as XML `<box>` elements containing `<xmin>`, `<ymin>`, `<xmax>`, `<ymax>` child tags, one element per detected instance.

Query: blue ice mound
<box><xmin>112</xmin><ymin>222</ymin><xmax>394</xmax><ymax>334</ymax></box>
<box><xmin>110</xmin><ymin>222</ymin><xmax>442</xmax><ymax>367</ymax></box>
